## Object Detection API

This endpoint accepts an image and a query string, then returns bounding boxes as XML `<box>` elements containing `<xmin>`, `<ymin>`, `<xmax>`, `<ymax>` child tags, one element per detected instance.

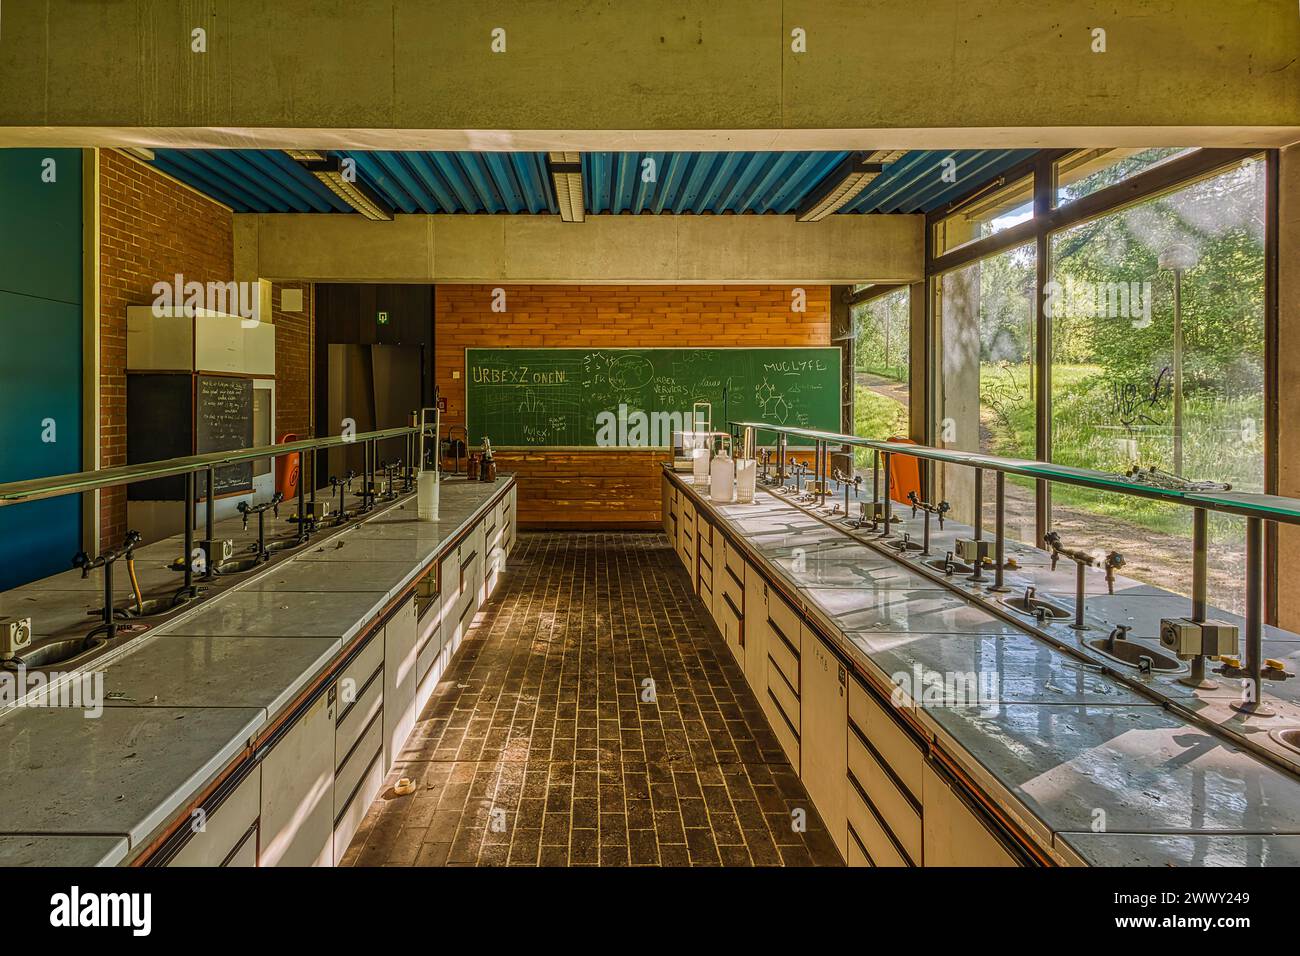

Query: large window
<box><xmin>1047</xmin><ymin>156</ymin><xmax>1266</xmax><ymax>612</ymax></box>
<box><xmin>932</xmin><ymin>242</ymin><xmax>1037</xmax><ymax>544</ymax></box>
<box><xmin>922</xmin><ymin>148</ymin><xmax>1271</xmax><ymax>618</ymax></box>
<box><xmin>932</xmin><ymin>175</ymin><xmax>1033</xmax><ymax>257</ymax></box>
<box><xmin>850</xmin><ymin>288</ymin><xmax>910</xmax><ymax>470</ymax></box>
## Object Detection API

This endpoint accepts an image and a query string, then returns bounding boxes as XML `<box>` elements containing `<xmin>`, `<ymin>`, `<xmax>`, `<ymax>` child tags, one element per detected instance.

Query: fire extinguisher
<box><xmin>275</xmin><ymin>433</ymin><xmax>301</xmax><ymax>500</ymax></box>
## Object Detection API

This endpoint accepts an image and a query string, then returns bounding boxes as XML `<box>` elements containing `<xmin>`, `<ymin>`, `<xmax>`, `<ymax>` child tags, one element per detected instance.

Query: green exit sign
<box><xmin>376</xmin><ymin>311</ymin><xmax>389</xmax><ymax>325</ymax></box>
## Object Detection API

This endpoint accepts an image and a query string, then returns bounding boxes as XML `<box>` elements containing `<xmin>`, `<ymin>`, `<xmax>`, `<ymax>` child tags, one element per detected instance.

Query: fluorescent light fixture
<box><xmin>547</xmin><ymin>151</ymin><xmax>585</xmax><ymax>222</ymax></box>
<box><xmin>290</xmin><ymin>152</ymin><xmax>394</xmax><ymax>221</ymax></box>
<box><xmin>795</xmin><ymin>151</ymin><xmax>889</xmax><ymax>222</ymax></box>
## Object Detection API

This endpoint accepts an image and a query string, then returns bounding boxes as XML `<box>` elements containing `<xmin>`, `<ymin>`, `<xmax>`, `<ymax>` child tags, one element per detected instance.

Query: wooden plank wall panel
<box><xmin>437</xmin><ymin>284</ymin><xmax>831</xmax><ymax>527</ymax></box>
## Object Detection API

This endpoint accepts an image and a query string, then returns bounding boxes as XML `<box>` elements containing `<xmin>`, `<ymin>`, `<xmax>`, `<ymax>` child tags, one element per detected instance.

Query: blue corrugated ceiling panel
<box><xmin>148</xmin><ymin>148</ymin><xmax>1038</xmax><ymax>217</ymax></box>
<box><xmin>842</xmin><ymin>149</ymin><xmax>1038</xmax><ymax>214</ymax></box>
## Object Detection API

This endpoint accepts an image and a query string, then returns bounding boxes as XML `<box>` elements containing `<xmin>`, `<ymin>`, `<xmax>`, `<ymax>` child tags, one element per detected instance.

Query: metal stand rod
<box><xmin>183</xmin><ymin>471</ymin><xmax>195</xmax><ymax>595</ymax></box>
<box><xmin>973</xmin><ymin>467</ymin><xmax>984</xmax><ymax>541</ymax></box>
<box><xmin>296</xmin><ymin>450</ymin><xmax>308</xmax><ymax>542</ymax></box>
<box><xmin>992</xmin><ymin>471</ymin><xmax>1008</xmax><ymax>591</ymax></box>
<box><xmin>1073</xmin><ymin>561</ymin><xmax>1086</xmax><ymax>629</ymax></box>
<box><xmin>310</xmin><ymin>448</ymin><xmax>317</xmax><ymax>505</ymax></box>
<box><xmin>871</xmin><ymin>451</ymin><xmax>879</xmax><ymax>510</ymax></box>
<box><xmin>817</xmin><ymin>441</ymin><xmax>826</xmax><ymax>507</ymax></box>
<box><xmin>1180</xmin><ymin>507</ymin><xmax>1211</xmax><ymax>687</ymax></box>
<box><xmin>922</xmin><ymin>507</ymin><xmax>931</xmax><ymax>555</ymax></box>
<box><xmin>881</xmin><ymin>453</ymin><xmax>892</xmax><ymax>537</ymax></box>
<box><xmin>204</xmin><ymin>466</ymin><xmax>215</xmax><ymax>580</ymax></box>
<box><xmin>1244</xmin><ymin>516</ymin><xmax>1264</xmax><ymax>706</ymax></box>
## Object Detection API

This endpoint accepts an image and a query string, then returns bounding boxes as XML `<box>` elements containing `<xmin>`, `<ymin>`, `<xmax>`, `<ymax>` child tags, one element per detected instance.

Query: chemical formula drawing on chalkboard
<box><xmin>466</xmin><ymin>347</ymin><xmax>840</xmax><ymax>448</ymax></box>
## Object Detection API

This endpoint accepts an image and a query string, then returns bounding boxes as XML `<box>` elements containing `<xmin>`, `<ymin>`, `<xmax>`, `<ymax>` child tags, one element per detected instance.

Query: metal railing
<box><xmin>731</xmin><ymin>420</ymin><xmax>1298</xmax><ymax>715</ymax></box>
<box><xmin>0</xmin><ymin>426</ymin><xmax>424</xmax><ymax>598</ymax></box>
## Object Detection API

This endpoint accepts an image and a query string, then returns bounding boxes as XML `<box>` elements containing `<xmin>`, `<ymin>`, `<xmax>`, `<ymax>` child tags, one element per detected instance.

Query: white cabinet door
<box><xmin>383</xmin><ymin>596</ymin><xmax>421</xmax><ymax>773</ymax></box>
<box><xmin>260</xmin><ymin>690</ymin><xmax>336</xmax><ymax>867</ymax></box>
<box><xmin>167</xmin><ymin>765</ymin><xmax>261</xmax><ymax>868</ymax></box>
<box><xmin>921</xmin><ymin>763</ymin><xmax>1020</xmax><ymax>867</ymax></box>
<box><xmin>800</xmin><ymin>630</ymin><xmax>848</xmax><ymax>859</ymax></box>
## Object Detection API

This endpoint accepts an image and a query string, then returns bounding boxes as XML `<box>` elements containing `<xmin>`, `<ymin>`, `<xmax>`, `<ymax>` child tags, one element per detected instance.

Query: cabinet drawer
<box><xmin>766</xmin><ymin>589</ymin><xmax>801</xmax><ymax>662</ymax></box>
<box><xmin>416</xmin><ymin>591</ymin><xmax>443</xmax><ymax>683</ymax></box>
<box><xmin>849</xmin><ymin>678</ymin><xmax>924</xmax><ymax>801</ymax></box>
<box><xmin>335</xmin><ymin>659</ymin><xmax>383</xmax><ymax>765</ymax></box>
<box><xmin>333</xmin><ymin>720</ymin><xmax>383</xmax><ymax>863</ymax></box>
<box><xmin>846</xmin><ymin>827</ymin><xmax>873</xmax><ymax>867</ymax></box>
<box><xmin>718</xmin><ymin>589</ymin><xmax>743</xmax><ymax>666</ymax></box>
<box><xmin>723</xmin><ymin>536</ymin><xmax>746</xmax><ymax>583</ymax></box>
<box><xmin>766</xmin><ymin>617</ymin><xmax>800</xmax><ymax>691</ymax></box>
<box><xmin>766</xmin><ymin>657</ymin><xmax>800</xmax><ymax>735</ymax></box>
<box><xmin>921</xmin><ymin>763</ymin><xmax>1020</xmax><ymax>867</ymax></box>
<box><xmin>698</xmin><ymin>531</ymin><xmax>713</xmax><ymax>567</ymax></box>
<box><xmin>168</xmin><ymin>765</ymin><xmax>261</xmax><ymax>868</ymax></box>
<box><xmin>336</xmin><ymin>708</ymin><xmax>383</xmax><ymax>821</ymax></box>
<box><xmin>337</xmin><ymin>633</ymin><xmax>384</xmax><ymax>707</ymax></box>
<box><xmin>848</xmin><ymin>727</ymin><xmax>921</xmax><ymax>864</ymax></box>
<box><xmin>846</xmin><ymin>779</ymin><xmax>910</xmax><ymax>867</ymax></box>
<box><xmin>719</xmin><ymin>562</ymin><xmax>744</xmax><ymax>616</ymax></box>
<box><xmin>767</xmin><ymin>691</ymin><xmax>800</xmax><ymax>770</ymax></box>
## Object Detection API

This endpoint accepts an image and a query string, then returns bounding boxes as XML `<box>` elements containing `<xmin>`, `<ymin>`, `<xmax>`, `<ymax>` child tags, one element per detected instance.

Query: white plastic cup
<box><xmin>692</xmin><ymin>444</ymin><xmax>711</xmax><ymax>487</ymax></box>
<box><xmin>734</xmin><ymin>458</ymin><xmax>757</xmax><ymax>503</ymax></box>
<box><xmin>710</xmin><ymin>452</ymin><xmax>735</xmax><ymax>502</ymax></box>
<box><xmin>417</xmin><ymin>471</ymin><xmax>440</xmax><ymax>521</ymax></box>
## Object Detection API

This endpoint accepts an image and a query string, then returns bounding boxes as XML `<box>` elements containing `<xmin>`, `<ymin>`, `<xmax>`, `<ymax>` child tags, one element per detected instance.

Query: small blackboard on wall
<box><xmin>126</xmin><ymin>373</ymin><xmax>192</xmax><ymax>501</ymax></box>
<box><xmin>126</xmin><ymin>373</ymin><xmax>254</xmax><ymax>500</ymax></box>
<box><xmin>196</xmin><ymin>374</ymin><xmax>253</xmax><ymax>496</ymax></box>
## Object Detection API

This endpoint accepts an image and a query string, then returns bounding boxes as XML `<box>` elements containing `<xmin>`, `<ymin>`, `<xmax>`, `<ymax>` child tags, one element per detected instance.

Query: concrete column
<box><xmin>1278</xmin><ymin>144</ymin><xmax>1300</xmax><ymax>630</ymax></box>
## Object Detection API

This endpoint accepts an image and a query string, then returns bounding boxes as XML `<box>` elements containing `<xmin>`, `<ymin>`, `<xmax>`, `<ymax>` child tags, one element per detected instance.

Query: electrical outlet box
<box><xmin>200</xmin><ymin>538</ymin><xmax>234</xmax><ymax>565</ymax></box>
<box><xmin>1160</xmin><ymin>618</ymin><xmax>1239</xmax><ymax>657</ymax></box>
<box><xmin>1</xmin><ymin>617</ymin><xmax>33</xmax><ymax>659</ymax></box>
<box><xmin>955</xmin><ymin>538</ymin><xmax>995</xmax><ymax>564</ymax></box>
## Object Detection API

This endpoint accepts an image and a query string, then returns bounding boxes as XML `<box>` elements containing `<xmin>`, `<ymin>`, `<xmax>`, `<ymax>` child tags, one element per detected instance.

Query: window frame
<box><xmin>920</xmin><ymin>146</ymin><xmax>1278</xmax><ymax>619</ymax></box>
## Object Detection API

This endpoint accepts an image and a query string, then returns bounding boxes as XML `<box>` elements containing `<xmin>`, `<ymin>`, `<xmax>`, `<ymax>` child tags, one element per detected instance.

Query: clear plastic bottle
<box><xmin>710</xmin><ymin>435</ymin><xmax>735</xmax><ymax>502</ymax></box>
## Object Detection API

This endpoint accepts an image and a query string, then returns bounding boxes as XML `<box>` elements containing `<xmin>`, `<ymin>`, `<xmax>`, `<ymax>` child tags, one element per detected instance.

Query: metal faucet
<box><xmin>907</xmin><ymin>491</ymin><xmax>950</xmax><ymax>555</ymax></box>
<box><xmin>444</xmin><ymin>425</ymin><xmax>468</xmax><ymax>475</ymax></box>
<box><xmin>1107</xmin><ymin>624</ymin><xmax>1132</xmax><ymax>653</ymax></box>
<box><xmin>71</xmin><ymin>529</ymin><xmax>141</xmax><ymax>641</ymax></box>
<box><xmin>238</xmin><ymin>492</ymin><xmax>284</xmax><ymax>562</ymax></box>
<box><xmin>1044</xmin><ymin>531</ymin><xmax>1125</xmax><ymax>630</ymax></box>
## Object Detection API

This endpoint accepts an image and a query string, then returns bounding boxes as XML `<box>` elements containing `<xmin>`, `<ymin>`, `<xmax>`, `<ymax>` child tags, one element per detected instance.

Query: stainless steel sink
<box><xmin>1086</xmin><ymin>636</ymin><xmax>1183</xmax><ymax>673</ymax></box>
<box><xmin>926</xmin><ymin>557</ymin><xmax>976</xmax><ymax>575</ymax></box>
<box><xmin>122</xmin><ymin>594</ymin><xmax>193</xmax><ymax>618</ymax></box>
<box><xmin>215</xmin><ymin>557</ymin><xmax>262</xmax><ymax>575</ymax></box>
<box><xmin>4</xmin><ymin>636</ymin><xmax>108</xmax><ymax>670</ymax></box>
<box><xmin>261</xmin><ymin>538</ymin><xmax>298</xmax><ymax>554</ymax></box>
<box><xmin>1001</xmin><ymin>594</ymin><xmax>1071</xmax><ymax>620</ymax></box>
<box><xmin>1271</xmin><ymin>729</ymin><xmax>1300</xmax><ymax>755</ymax></box>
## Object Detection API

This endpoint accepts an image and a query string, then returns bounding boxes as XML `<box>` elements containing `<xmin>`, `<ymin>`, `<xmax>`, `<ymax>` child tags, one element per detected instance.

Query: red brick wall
<box><xmin>435</xmin><ymin>284</ymin><xmax>831</xmax><ymax>526</ymax></box>
<box><xmin>98</xmin><ymin>151</ymin><xmax>234</xmax><ymax>549</ymax></box>
<box><xmin>97</xmin><ymin>152</ymin><xmax>315</xmax><ymax>548</ymax></box>
<box><xmin>273</xmin><ymin>282</ymin><xmax>314</xmax><ymax>439</ymax></box>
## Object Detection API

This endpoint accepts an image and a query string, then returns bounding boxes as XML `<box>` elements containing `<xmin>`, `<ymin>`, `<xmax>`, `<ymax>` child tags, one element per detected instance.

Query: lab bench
<box><xmin>665</xmin><ymin>466</ymin><xmax>1300</xmax><ymax>867</ymax></box>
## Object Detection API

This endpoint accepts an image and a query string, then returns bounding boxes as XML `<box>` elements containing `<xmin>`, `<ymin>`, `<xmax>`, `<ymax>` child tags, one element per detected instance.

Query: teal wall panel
<box><xmin>0</xmin><ymin>149</ymin><xmax>83</xmax><ymax>589</ymax></box>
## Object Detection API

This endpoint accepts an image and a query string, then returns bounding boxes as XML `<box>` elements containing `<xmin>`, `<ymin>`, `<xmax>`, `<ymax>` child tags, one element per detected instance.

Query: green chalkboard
<box><xmin>465</xmin><ymin>347</ymin><xmax>841</xmax><ymax>448</ymax></box>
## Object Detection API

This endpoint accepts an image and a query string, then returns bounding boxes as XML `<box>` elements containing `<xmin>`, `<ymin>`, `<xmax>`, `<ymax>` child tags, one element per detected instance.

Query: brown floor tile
<box><xmin>343</xmin><ymin>531</ymin><xmax>842</xmax><ymax>868</ymax></box>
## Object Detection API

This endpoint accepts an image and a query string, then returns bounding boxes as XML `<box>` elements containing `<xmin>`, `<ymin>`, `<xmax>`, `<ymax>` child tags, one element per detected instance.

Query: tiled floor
<box><xmin>341</xmin><ymin>531</ymin><xmax>843</xmax><ymax>867</ymax></box>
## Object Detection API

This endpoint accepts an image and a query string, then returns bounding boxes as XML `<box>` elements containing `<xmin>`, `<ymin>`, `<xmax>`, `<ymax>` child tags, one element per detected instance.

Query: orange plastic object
<box><xmin>275</xmin><ymin>433</ymin><xmax>301</xmax><ymax>500</ymax></box>
<box><xmin>886</xmin><ymin>436</ymin><xmax>922</xmax><ymax>504</ymax></box>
